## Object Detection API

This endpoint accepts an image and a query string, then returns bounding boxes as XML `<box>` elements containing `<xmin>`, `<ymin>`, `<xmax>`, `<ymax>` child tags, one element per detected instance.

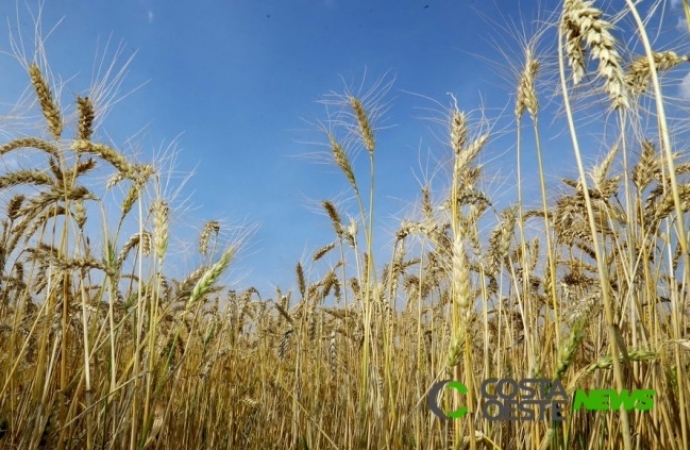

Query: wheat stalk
<box><xmin>625</xmin><ymin>51</ymin><xmax>690</xmax><ymax>95</ymax></box>
<box><xmin>29</xmin><ymin>63</ymin><xmax>63</xmax><ymax>140</ymax></box>
<box><xmin>561</xmin><ymin>0</ymin><xmax>628</xmax><ymax>109</ymax></box>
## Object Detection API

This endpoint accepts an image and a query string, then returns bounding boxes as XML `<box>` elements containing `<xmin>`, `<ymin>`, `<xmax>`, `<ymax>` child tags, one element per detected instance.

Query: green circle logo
<box><xmin>428</xmin><ymin>380</ymin><xmax>468</xmax><ymax>420</ymax></box>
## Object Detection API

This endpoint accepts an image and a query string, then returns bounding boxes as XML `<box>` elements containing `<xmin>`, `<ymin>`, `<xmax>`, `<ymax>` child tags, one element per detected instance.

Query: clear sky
<box><xmin>0</xmin><ymin>0</ymin><xmax>688</xmax><ymax>298</ymax></box>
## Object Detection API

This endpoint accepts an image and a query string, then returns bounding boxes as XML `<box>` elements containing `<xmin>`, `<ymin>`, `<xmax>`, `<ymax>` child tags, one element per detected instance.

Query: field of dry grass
<box><xmin>1</xmin><ymin>1</ymin><xmax>689</xmax><ymax>449</ymax></box>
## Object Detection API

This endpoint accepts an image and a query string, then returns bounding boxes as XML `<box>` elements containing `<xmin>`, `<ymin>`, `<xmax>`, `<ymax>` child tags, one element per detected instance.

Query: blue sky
<box><xmin>0</xmin><ymin>0</ymin><xmax>688</xmax><ymax>298</ymax></box>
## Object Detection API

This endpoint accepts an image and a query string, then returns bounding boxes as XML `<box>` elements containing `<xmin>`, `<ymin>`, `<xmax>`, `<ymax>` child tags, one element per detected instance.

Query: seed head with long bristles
<box><xmin>199</xmin><ymin>220</ymin><xmax>220</xmax><ymax>256</ymax></box>
<box><xmin>152</xmin><ymin>199</ymin><xmax>169</xmax><ymax>261</ymax></box>
<box><xmin>350</xmin><ymin>96</ymin><xmax>376</xmax><ymax>154</ymax></box>
<box><xmin>561</xmin><ymin>0</ymin><xmax>628</xmax><ymax>109</ymax></box>
<box><xmin>516</xmin><ymin>48</ymin><xmax>540</xmax><ymax>119</ymax></box>
<box><xmin>626</xmin><ymin>51</ymin><xmax>690</xmax><ymax>95</ymax></box>
<box><xmin>29</xmin><ymin>63</ymin><xmax>63</xmax><ymax>140</ymax></box>
<box><xmin>76</xmin><ymin>96</ymin><xmax>95</xmax><ymax>141</ymax></box>
<box><xmin>450</xmin><ymin>108</ymin><xmax>468</xmax><ymax>155</ymax></box>
<box><xmin>187</xmin><ymin>246</ymin><xmax>236</xmax><ymax>310</ymax></box>
<box><xmin>328</xmin><ymin>133</ymin><xmax>357</xmax><ymax>192</ymax></box>
<box><xmin>322</xmin><ymin>200</ymin><xmax>343</xmax><ymax>237</ymax></box>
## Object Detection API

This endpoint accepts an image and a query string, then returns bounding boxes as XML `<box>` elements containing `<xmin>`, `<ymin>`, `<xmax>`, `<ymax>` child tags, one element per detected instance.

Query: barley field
<box><xmin>0</xmin><ymin>1</ymin><xmax>689</xmax><ymax>449</ymax></box>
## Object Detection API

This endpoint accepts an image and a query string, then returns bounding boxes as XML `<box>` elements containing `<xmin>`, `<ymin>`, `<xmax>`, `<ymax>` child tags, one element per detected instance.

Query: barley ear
<box><xmin>450</xmin><ymin>107</ymin><xmax>468</xmax><ymax>155</ymax></box>
<box><xmin>625</xmin><ymin>51</ymin><xmax>690</xmax><ymax>95</ymax></box>
<box><xmin>187</xmin><ymin>246</ymin><xmax>236</xmax><ymax>310</ymax></box>
<box><xmin>313</xmin><ymin>243</ymin><xmax>336</xmax><ymax>262</ymax></box>
<box><xmin>296</xmin><ymin>262</ymin><xmax>306</xmax><ymax>299</ymax></box>
<box><xmin>322</xmin><ymin>200</ymin><xmax>343</xmax><ymax>237</ymax></box>
<box><xmin>516</xmin><ymin>48</ymin><xmax>540</xmax><ymax>119</ymax></box>
<box><xmin>199</xmin><ymin>220</ymin><xmax>221</xmax><ymax>256</ymax></box>
<box><xmin>29</xmin><ymin>63</ymin><xmax>63</xmax><ymax>140</ymax></box>
<box><xmin>350</xmin><ymin>96</ymin><xmax>375</xmax><ymax>154</ymax></box>
<box><xmin>561</xmin><ymin>0</ymin><xmax>628</xmax><ymax>109</ymax></box>
<box><xmin>152</xmin><ymin>200</ymin><xmax>169</xmax><ymax>261</ymax></box>
<box><xmin>328</xmin><ymin>133</ymin><xmax>357</xmax><ymax>192</ymax></box>
<box><xmin>76</xmin><ymin>96</ymin><xmax>95</xmax><ymax>141</ymax></box>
